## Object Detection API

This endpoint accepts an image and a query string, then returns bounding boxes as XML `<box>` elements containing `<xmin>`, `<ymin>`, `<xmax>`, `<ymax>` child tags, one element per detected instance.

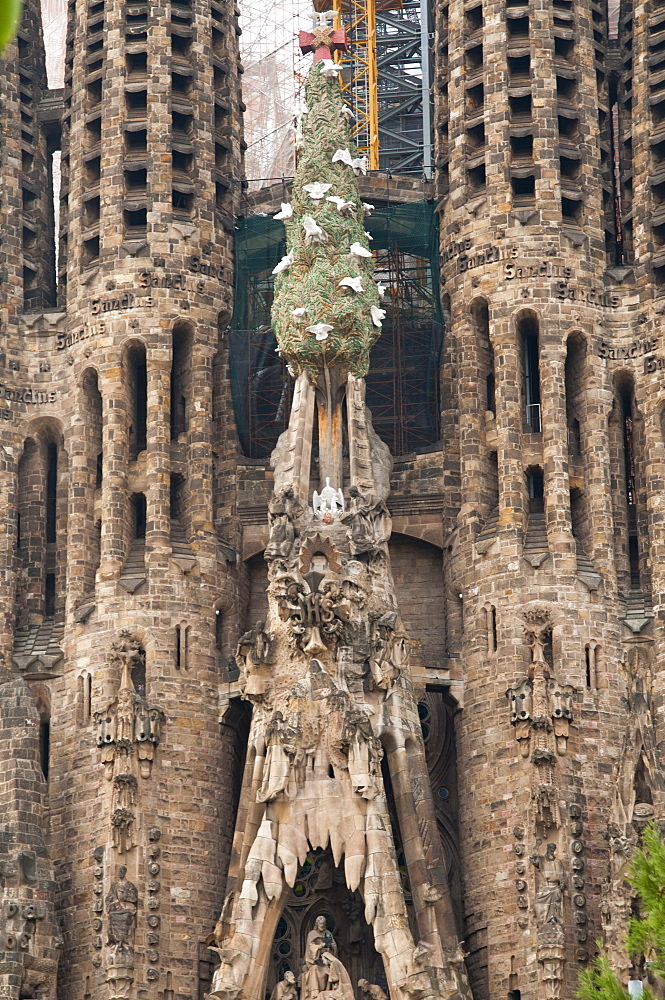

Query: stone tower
<box><xmin>2</xmin><ymin>0</ymin><xmax>665</xmax><ymax>997</ymax></box>
<box><xmin>433</xmin><ymin>0</ymin><xmax>665</xmax><ymax>992</ymax></box>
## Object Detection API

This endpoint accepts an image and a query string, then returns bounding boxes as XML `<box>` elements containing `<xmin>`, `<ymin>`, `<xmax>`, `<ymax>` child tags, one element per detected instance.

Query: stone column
<box><xmin>0</xmin><ymin>447</ymin><xmax>18</xmax><ymax>671</ymax></box>
<box><xmin>99</xmin><ymin>365</ymin><xmax>128</xmax><ymax>582</ymax></box>
<box><xmin>540</xmin><ymin>344</ymin><xmax>575</xmax><ymax>569</ymax></box>
<box><xmin>386</xmin><ymin>741</ymin><xmax>460</xmax><ymax>949</ymax></box>
<box><xmin>188</xmin><ymin>345</ymin><xmax>216</xmax><ymax>553</ymax></box>
<box><xmin>64</xmin><ymin>416</ymin><xmax>89</xmax><ymax>611</ymax></box>
<box><xmin>493</xmin><ymin>321</ymin><xmax>527</xmax><ymax>543</ymax></box>
<box><xmin>581</xmin><ymin>360</ymin><xmax>617</xmax><ymax>591</ymax></box>
<box><xmin>146</xmin><ymin>352</ymin><xmax>171</xmax><ymax>557</ymax></box>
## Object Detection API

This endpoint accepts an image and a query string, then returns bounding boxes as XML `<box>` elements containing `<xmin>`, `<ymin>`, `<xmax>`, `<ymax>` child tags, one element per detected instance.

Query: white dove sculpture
<box><xmin>326</xmin><ymin>195</ymin><xmax>356</xmax><ymax>215</ymax></box>
<box><xmin>313</xmin><ymin>478</ymin><xmax>345</xmax><ymax>521</ymax></box>
<box><xmin>302</xmin><ymin>182</ymin><xmax>332</xmax><ymax>200</ymax></box>
<box><xmin>272</xmin><ymin>253</ymin><xmax>294</xmax><ymax>275</ymax></box>
<box><xmin>302</xmin><ymin>216</ymin><xmax>327</xmax><ymax>243</ymax></box>
<box><xmin>306</xmin><ymin>323</ymin><xmax>334</xmax><ymax>341</ymax></box>
<box><xmin>370</xmin><ymin>306</ymin><xmax>386</xmax><ymax>328</ymax></box>
<box><xmin>320</xmin><ymin>59</ymin><xmax>342</xmax><ymax>78</ymax></box>
<box><xmin>332</xmin><ymin>148</ymin><xmax>354</xmax><ymax>167</ymax></box>
<box><xmin>351</xmin><ymin>156</ymin><xmax>368</xmax><ymax>175</ymax></box>
<box><xmin>349</xmin><ymin>241</ymin><xmax>372</xmax><ymax>259</ymax></box>
<box><xmin>292</xmin><ymin>307</ymin><xmax>308</xmax><ymax>321</ymax></box>
<box><xmin>339</xmin><ymin>276</ymin><xmax>364</xmax><ymax>293</ymax></box>
<box><xmin>376</xmin><ymin>282</ymin><xmax>387</xmax><ymax>298</ymax></box>
<box><xmin>274</xmin><ymin>202</ymin><xmax>293</xmax><ymax>220</ymax></box>
<box><xmin>362</xmin><ymin>202</ymin><xmax>375</xmax><ymax>215</ymax></box>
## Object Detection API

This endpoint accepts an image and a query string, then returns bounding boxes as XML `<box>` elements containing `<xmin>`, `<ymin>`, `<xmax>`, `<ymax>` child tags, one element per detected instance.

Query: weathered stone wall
<box><xmin>2</xmin><ymin>0</ymin><xmax>665</xmax><ymax>996</ymax></box>
<box><xmin>432</xmin><ymin>0</ymin><xmax>665</xmax><ymax>992</ymax></box>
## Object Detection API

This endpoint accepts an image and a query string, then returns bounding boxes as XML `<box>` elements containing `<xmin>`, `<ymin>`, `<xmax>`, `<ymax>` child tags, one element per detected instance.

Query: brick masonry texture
<box><xmin>0</xmin><ymin>0</ymin><xmax>665</xmax><ymax>997</ymax></box>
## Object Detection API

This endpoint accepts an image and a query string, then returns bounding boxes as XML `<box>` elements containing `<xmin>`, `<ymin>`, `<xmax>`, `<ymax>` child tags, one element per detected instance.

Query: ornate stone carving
<box><xmin>236</xmin><ymin>621</ymin><xmax>274</xmax><ymax>699</ymax></box>
<box><xmin>342</xmin><ymin>489</ymin><xmax>391</xmax><ymax>556</ymax></box>
<box><xmin>506</xmin><ymin>609</ymin><xmax>576</xmax><ymax>833</ymax></box>
<box><xmin>270</xmin><ymin>970</ymin><xmax>299</xmax><ymax>1000</ymax></box>
<box><xmin>106</xmin><ymin>867</ymin><xmax>138</xmax><ymax>963</ymax></box>
<box><xmin>208</xmin><ymin>19</ymin><xmax>472</xmax><ymax>1000</ymax></box>
<box><xmin>94</xmin><ymin>634</ymin><xmax>164</xmax><ymax>855</ymax></box>
<box><xmin>357</xmin><ymin>979</ymin><xmax>388</xmax><ymax>1000</ymax></box>
<box><xmin>105</xmin><ymin>865</ymin><xmax>138</xmax><ymax>1000</ymax></box>
<box><xmin>530</xmin><ymin>844</ymin><xmax>567</xmax><ymax>999</ymax></box>
<box><xmin>301</xmin><ymin>916</ymin><xmax>354</xmax><ymax>1000</ymax></box>
<box><xmin>266</xmin><ymin>488</ymin><xmax>303</xmax><ymax>564</ymax></box>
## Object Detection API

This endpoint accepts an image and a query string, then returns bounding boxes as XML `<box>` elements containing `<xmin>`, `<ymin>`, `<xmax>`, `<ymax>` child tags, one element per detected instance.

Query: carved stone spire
<box><xmin>208</xmin><ymin>17</ymin><xmax>472</xmax><ymax>1000</ymax></box>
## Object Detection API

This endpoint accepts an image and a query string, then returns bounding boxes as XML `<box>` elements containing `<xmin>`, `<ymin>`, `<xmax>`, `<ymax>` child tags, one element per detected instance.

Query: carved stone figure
<box><xmin>256</xmin><ymin>711</ymin><xmax>301</xmax><ymax>803</ymax></box>
<box><xmin>94</xmin><ymin>638</ymin><xmax>164</xmax><ymax>854</ymax></box>
<box><xmin>342</xmin><ymin>488</ymin><xmax>390</xmax><ymax>556</ymax></box>
<box><xmin>530</xmin><ymin>843</ymin><xmax>567</xmax><ymax>928</ymax></box>
<box><xmin>270</xmin><ymin>970</ymin><xmax>299</xmax><ymax>1000</ymax></box>
<box><xmin>530</xmin><ymin>844</ymin><xmax>567</xmax><ymax>998</ymax></box>
<box><xmin>266</xmin><ymin>488</ymin><xmax>302</xmax><ymax>563</ymax></box>
<box><xmin>357</xmin><ymin>980</ymin><xmax>387</xmax><ymax>1000</ymax></box>
<box><xmin>236</xmin><ymin>621</ymin><xmax>273</xmax><ymax>698</ymax></box>
<box><xmin>105</xmin><ymin>866</ymin><xmax>138</xmax><ymax>964</ymax></box>
<box><xmin>368</xmin><ymin>612</ymin><xmax>409</xmax><ymax>689</ymax></box>
<box><xmin>341</xmin><ymin>708</ymin><xmax>383</xmax><ymax>801</ymax></box>
<box><xmin>301</xmin><ymin>917</ymin><xmax>353</xmax><ymax>1000</ymax></box>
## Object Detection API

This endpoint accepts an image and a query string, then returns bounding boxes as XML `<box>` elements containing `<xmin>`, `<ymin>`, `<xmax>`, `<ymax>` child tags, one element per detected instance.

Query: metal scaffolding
<box><xmin>329</xmin><ymin>0</ymin><xmax>433</xmax><ymax>175</ymax></box>
<box><xmin>229</xmin><ymin>203</ymin><xmax>441</xmax><ymax>459</ymax></box>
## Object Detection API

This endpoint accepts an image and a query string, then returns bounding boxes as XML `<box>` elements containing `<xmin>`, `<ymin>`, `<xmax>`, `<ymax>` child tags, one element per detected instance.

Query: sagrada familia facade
<box><xmin>1</xmin><ymin>0</ymin><xmax>665</xmax><ymax>998</ymax></box>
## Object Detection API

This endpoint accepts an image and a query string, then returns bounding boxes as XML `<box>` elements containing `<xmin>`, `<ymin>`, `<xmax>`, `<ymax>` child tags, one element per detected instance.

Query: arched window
<box><xmin>17</xmin><ymin>426</ymin><xmax>66</xmax><ymax>624</ymax></box>
<box><xmin>131</xmin><ymin>493</ymin><xmax>146</xmax><ymax>539</ymax></box>
<box><xmin>125</xmin><ymin>341</ymin><xmax>147</xmax><ymax>459</ymax></box>
<box><xmin>131</xmin><ymin>654</ymin><xmax>146</xmax><ymax>697</ymax></box>
<box><xmin>470</xmin><ymin>298</ymin><xmax>494</xmax><ymax>415</ymax></box>
<box><xmin>518</xmin><ymin>312</ymin><xmax>541</xmax><ymax>432</ymax></box>
<box><xmin>215</xmin><ymin>608</ymin><xmax>225</xmax><ymax>673</ymax></box>
<box><xmin>486</xmin><ymin>605</ymin><xmax>498</xmax><ymax>653</ymax></box>
<box><xmin>527</xmin><ymin>466</ymin><xmax>544</xmax><ymax>512</ymax></box>
<box><xmin>171</xmin><ymin>323</ymin><xmax>193</xmax><ymax>440</ymax></box>
<box><xmin>175</xmin><ymin>623</ymin><xmax>189</xmax><ymax>670</ymax></box>
<box><xmin>565</xmin><ymin>332</ymin><xmax>586</xmax><ymax>457</ymax></box>
<box><xmin>611</xmin><ymin>372</ymin><xmax>646</xmax><ymax>593</ymax></box>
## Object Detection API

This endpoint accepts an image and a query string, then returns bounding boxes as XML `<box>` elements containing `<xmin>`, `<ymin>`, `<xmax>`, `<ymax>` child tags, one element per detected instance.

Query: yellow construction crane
<box><xmin>330</xmin><ymin>0</ymin><xmax>380</xmax><ymax>169</ymax></box>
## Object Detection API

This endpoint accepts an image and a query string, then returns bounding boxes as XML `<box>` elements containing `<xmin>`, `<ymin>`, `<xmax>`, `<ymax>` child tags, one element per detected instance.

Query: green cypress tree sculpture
<box><xmin>270</xmin><ymin>22</ymin><xmax>384</xmax><ymax>386</ymax></box>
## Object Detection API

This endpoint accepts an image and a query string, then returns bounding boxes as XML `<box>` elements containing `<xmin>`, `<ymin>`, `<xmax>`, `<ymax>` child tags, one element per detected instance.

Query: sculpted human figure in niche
<box><xmin>530</xmin><ymin>844</ymin><xmax>567</xmax><ymax>927</ymax></box>
<box><xmin>266</xmin><ymin>487</ymin><xmax>302</xmax><ymax>564</ymax></box>
<box><xmin>342</xmin><ymin>487</ymin><xmax>390</xmax><ymax>556</ymax></box>
<box><xmin>105</xmin><ymin>866</ymin><xmax>138</xmax><ymax>963</ymax></box>
<box><xmin>301</xmin><ymin>916</ymin><xmax>354</xmax><ymax>1000</ymax></box>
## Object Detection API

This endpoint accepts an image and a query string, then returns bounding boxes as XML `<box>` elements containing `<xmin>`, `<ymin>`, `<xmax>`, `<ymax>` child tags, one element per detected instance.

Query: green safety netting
<box><xmin>229</xmin><ymin>200</ymin><xmax>443</xmax><ymax>459</ymax></box>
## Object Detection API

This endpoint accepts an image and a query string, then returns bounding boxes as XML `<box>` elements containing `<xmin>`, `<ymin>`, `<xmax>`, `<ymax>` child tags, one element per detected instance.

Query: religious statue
<box><xmin>342</xmin><ymin>488</ymin><xmax>390</xmax><ymax>556</ymax></box>
<box><xmin>358</xmin><ymin>980</ymin><xmax>388</xmax><ymax>1000</ymax></box>
<box><xmin>300</xmin><ymin>916</ymin><xmax>354</xmax><ymax>1000</ymax></box>
<box><xmin>256</xmin><ymin>710</ymin><xmax>301</xmax><ymax>803</ymax></box>
<box><xmin>105</xmin><ymin>866</ymin><xmax>138</xmax><ymax>964</ymax></box>
<box><xmin>270</xmin><ymin>970</ymin><xmax>299</xmax><ymax>1000</ymax></box>
<box><xmin>266</xmin><ymin>488</ymin><xmax>302</xmax><ymax>563</ymax></box>
<box><xmin>530</xmin><ymin>843</ymin><xmax>567</xmax><ymax>927</ymax></box>
<box><xmin>530</xmin><ymin>843</ymin><xmax>567</xmax><ymax>997</ymax></box>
